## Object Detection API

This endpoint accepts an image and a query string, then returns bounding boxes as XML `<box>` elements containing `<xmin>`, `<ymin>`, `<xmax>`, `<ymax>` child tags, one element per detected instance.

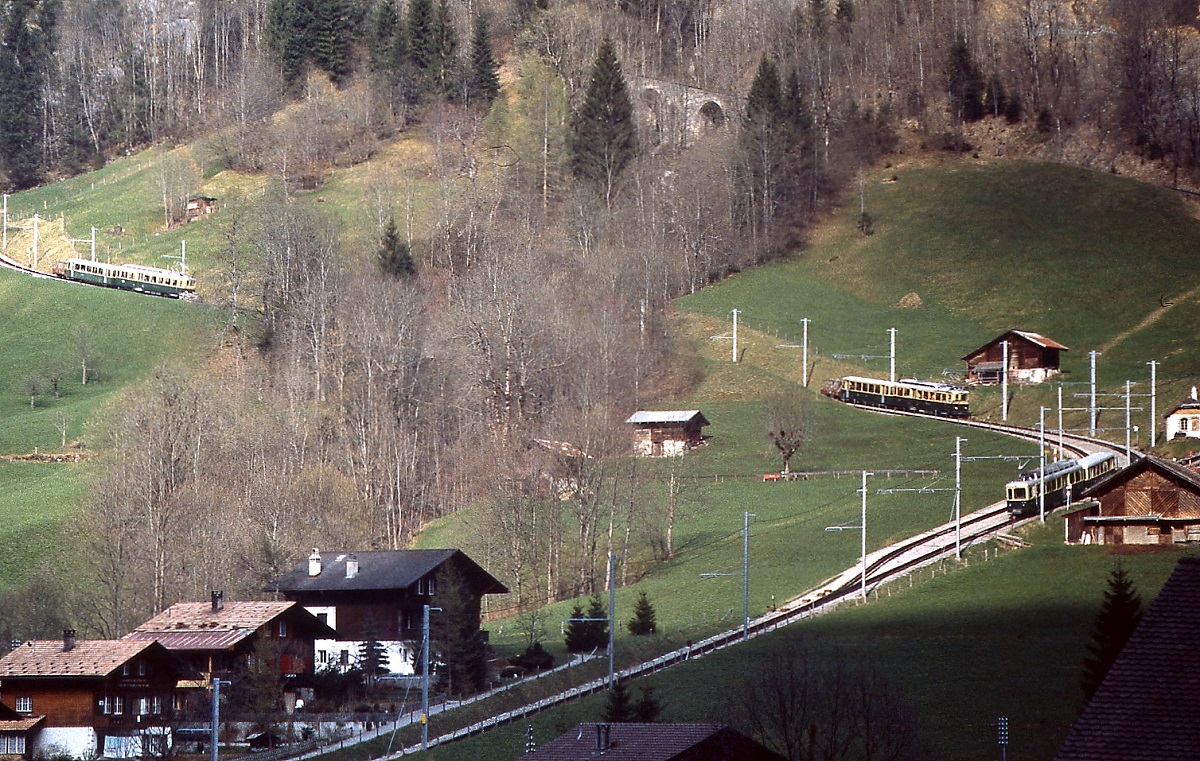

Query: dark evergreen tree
<box><xmin>357</xmin><ymin>612</ymin><xmax>387</xmax><ymax>687</ymax></box>
<box><xmin>563</xmin><ymin>603</ymin><xmax>590</xmax><ymax>653</ymax></box>
<box><xmin>602</xmin><ymin>679</ymin><xmax>633</xmax><ymax>722</ymax></box>
<box><xmin>632</xmin><ymin>686</ymin><xmax>662</xmax><ymax>722</ymax></box>
<box><xmin>946</xmin><ymin>36</ymin><xmax>986</xmax><ymax>123</ymax></box>
<box><xmin>0</xmin><ymin>0</ymin><xmax>57</xmax><ymax>190</ymax></box>
<box><xmin>407</xmin><ymin>0</ymin><xmax>436</xmax><ymax>84</ymax></box>
<box><xmin>466</xmin><ymin>12</ymin><xmax>500</xmax><ymax>106</ymax></box>
<box><xmin>1081</xmin><ymin>564</ymin><xmax>1143</xmax><ymax>702</ymax></box>
<box><xmin>265</xmin><ymin>0</ymin><xmax>309</xmax><ymax>92</ymax></box>
<box><xmin>627</xmin><ymin>591</ymin><xmax>657</xmax><ymax>635</ymax></box>
<box><xmin>746</xmin><ymin>57</ymin><xmax>783</xmax><ymax>123</ymax></box>
<box><xmin>431</xmin><ymin>565</ymin><xmax>489</xmax><ymax>695</ymax></box>
<box><xmin>309</xmin><ymin>0</ymin><xmax>354</xmax><ymax>84</ymax></box>
<box><xmin>431</xmin><ymin>0</ymin><xmax>459</xmax><ymax>98</ymax></box>
<box><xmin>370</xmin><ymin>0</ymin><xmax>400</xmax><ymax>72</ymax></box>
<box><xmin>569</xmin><ymin>38</ymin><xmax>637</xmax><ymax>207</ymax></box>
<box><xmin>378</xmin><ymin>217</ymin><xmax>416</xmax><ymax>278</ymax></box>
<box><xmin>583</xmin><ymin>593</ymin><xmax>609</xmax><ymax>650</ymax></box>
<box><xmin>736</xmin><ymin>57</ymin><xmax>786</xmax><ymax>253</ymax></box>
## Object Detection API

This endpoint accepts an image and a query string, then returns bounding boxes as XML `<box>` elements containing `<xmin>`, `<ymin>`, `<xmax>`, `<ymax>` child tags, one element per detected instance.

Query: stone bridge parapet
<box><xmin>632</xmin><ymin>76</ymin><xmax>742</xmax><ymax>147</ymax></box>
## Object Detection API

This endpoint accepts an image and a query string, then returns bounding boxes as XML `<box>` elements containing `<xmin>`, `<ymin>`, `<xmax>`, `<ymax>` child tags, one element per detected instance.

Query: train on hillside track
<box><xmin>821</xmin><ymin>375</ymin><xmax>971</xmax><ymax>418</ymax></box>
<box><xmin>52</xmin><ymin>257</ymin><xmax>196</xmax><ymax>299</ymax></box>
<box><xmin>1005</xmin><ymin>452</ymin><xmax>1119</xmax><ymax>517</ymax></box>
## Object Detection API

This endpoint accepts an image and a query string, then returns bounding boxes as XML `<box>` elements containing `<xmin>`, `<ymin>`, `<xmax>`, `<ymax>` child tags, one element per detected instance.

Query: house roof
<box><xmin>266</xmin><ymin>549</ymin><xmax>508</xmax><ymax>596</ymax></box>
<box><xmin>526</xmin><ymin>723</ymin><xmax>786</xmax><ymax>761</ymax></box>
<box><xmin>1079</xmin><ymin>456</ymin><xmax>1200</xmax><ymax>500</ymax></box>
<box><xmin>962</xmin><ymin>329</ymin><xmax>1069</xmax><ymax>360</ymax></box>
<box><xmin>624</xmin><ymin>410</ymin><xmax>709</xmax><ymax>426</ymax></box>
<box><xmin>0</xmin><ymin>639</ymin><xmax>164</xmax><ymax>679</ymax></box>
<box><xmin>1163</xmin><ymin>388</ymin><xmax>1200</xmax><ymax>418</ymax></box>
<box><xmin>1056</xmin><ymin>556</ymin><xmax>1200</xmax><ymax>761</ymax></box>
<box><xmin>0</xmin><ymin>716</ymin><xmax>45</xmax><ymax>733</ymax></box>
<box><xmin>123</xmin><ymin>600</ymin><xmax>336</xmax><ymax>650</ymax></box>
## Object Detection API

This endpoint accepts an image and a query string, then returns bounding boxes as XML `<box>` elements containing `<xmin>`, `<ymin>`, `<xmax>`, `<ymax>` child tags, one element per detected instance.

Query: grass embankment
<box><xmin>414</xmin><ymin>530</ymin><xmax>1187</xmax><ymax>761</ymax></box>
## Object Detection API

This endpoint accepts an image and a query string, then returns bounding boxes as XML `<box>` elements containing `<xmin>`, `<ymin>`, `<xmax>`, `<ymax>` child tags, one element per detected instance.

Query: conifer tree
<box><xmin>309</xmin><ymin>0</ymin><xmax>354</xmax><ymax>84</ymax></box>
<box><xmin>467</xmin><ymin>12</ymin><xmax>500</xmax><ymax>106</ymax></box>
<box><xmin>378</xmin><ymin>217</ymin><xmax>416</xmax><ymax>278</ymax></box>
<box><xmin>737</xmin><ymin>56</ymin><xmax>786</xmax><ymax>251</ymax></box>
<box><xmin>431</xmin><ymin>565</ymin><xmax>489</xmax><ymax>695</ymax></box>
<box><xmin>407</xmin><ymin>0</ymin><xmax>436</xmax><ymax>86</ymax></box>
<box><xmin>946</xmin><ymin>36</ymin><xmax>986</xmax><ymax>123</ymax></box>
<box><xmin>632</xmin><ymin>686</ymin><xmax>662</xmax><ymax>722</ymax></box>
<box><xmin>603</xmin><ymin>679</ymin><xmax>633</xmax><ymax>722</ymax></box>
<box><xmin>0</xmin><ymin>0</ymin><xmax>57</xmax><ymax>190</ymax></box>
<box><xmin>431</xmin><ymin>0</ymin><xmax>459</xmax><ymax>98</ymax></box>
<box><xmin>583</xmin><ymin>593</ymin><xmax>609</xmax><ymax>650</ymax></box>
<box><xmin>569</xmin><ymin>38</ymin><xmax>637</xmax><ymax>208</ymax></box>
<box><xmin>564</xmin><ymin>603</ymin><xmax>590</xmax><ymax>653</ymax></box>
<box><xmin>628</xmin><ymin>590</ymin><xmax>657</xmax><ymax>635</ymax></box>
<box><xmin>1081</xmin><ymin>564</ymin><xmax>1143</xmax><ymax>702</ymax></box>
<box><xmin>370</xmin><ymin>0</ymin><xmax>400</xmax><ymax>72</ymax></box>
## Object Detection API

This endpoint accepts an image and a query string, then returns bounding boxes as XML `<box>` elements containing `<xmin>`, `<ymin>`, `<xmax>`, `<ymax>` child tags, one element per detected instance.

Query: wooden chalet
<box><xmin>0</xmin><ymin>701</ymin><xmax>43</xmax><ymax>760</ymax></box>
<box><xmin>624</xmin><ymin>410</ymin><xmax>709</xmax><ymax>457</ymax></box>
<box><xmin>1064</xmin><ymin>457</ymin><xmax>1200</xmax><ymax>546</ymax></box>
<box><xmin>526</xmin><ymin>723</ymin><xmax>788</xmax><ymax>761</ymax></box>
<box><xmin>1056</xmin><ymin>556</ymin><xmax>1200</xmax><ymax>760</ymax></box>
<box><xmin>961</xmin><ymin>330</ymin><xmax>1068</xmax><ymax>385</ymax></box>
<box><xmin>266</xmin><ymin>549</ymin><xmax>507</xmax><ymax>676</ymax></box>
<box><xmin>1163</xmin><ymin>387</ymin><xmax>1200</xmax><ymax>441</ymax></box>
<box><xmin>0</xmin><ymin>633</ymin><xmax>191</xmax><ymax>759</ymax></box>
<box><xmin>124</xmin><ymin>592</ymin><xmax>334</xmax><ymax>713</ymax></box>
<box><xmin>184</xmin><ymin>195</ymin><xmax>217</xmax><ymax>222</ymax></box>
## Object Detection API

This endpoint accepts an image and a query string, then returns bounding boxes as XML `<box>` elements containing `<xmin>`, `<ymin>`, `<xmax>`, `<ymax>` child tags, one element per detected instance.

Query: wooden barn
<box><xmin>624</xmin><ymin>410</ymin><xmax>709</xmax><ymax>457</ymax></box>
<box><xmin>1163</xmin><ymin>387</ymin><xmax>1200</xmax><ymax>440</ymax></box>
<box><xmin>961</xmin><ymin>330</ymin><xmax>1068</xmax><ymax>385</ymax></box>
<box><xmin>1064</xmin><ymin>456</ymin><xmax>1200</xmax><ymax>546</ymax></box>
<box><xmin>184</xmin><ymin>195</ymin><xmax>218</xmax><ymax>222</ymax></box>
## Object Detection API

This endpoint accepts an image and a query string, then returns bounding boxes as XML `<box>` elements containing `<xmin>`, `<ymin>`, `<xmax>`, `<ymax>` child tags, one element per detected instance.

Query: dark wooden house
<box><xmin>625</xmin><ymin>410</ymin><xmax>710</xmax><ymax>457</ymax></box>
<box><xmin>1064</xmin><ymin>456</ymin><xmax>1200</xmax><ymax>546</ymax></box>
<box><xmin>1056</xmin><ymin>556</ymin><xmax>1200</xmax><ymax>760</ymax></box>
<box><xmin>124</xmin><ymin>592</ymin><xmax>334</xmax><ymax>698</ymax></box>
<box><xmin>0</xmin><ymin>634</ymin><xmax>190</xmax><ymax>759</ymax></box>
<box><xmin>266</xmin><ymin>549</ymin><xmax>507</xmax><ymax>675</ymax></box>
<box><xmin>526</xmin><ymin>723</ymin><xmax>788</xmax><ymax>761</ymax></box>
<box><xmin>962</xmin><ymin>330</ymin><xmax>1068</xmax><ymax>385</ymax></box>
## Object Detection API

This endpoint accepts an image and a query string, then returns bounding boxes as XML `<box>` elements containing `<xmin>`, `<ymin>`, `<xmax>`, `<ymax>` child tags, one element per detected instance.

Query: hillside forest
<box><xmin>3</xmin><ymin>0</ymin><xmax>1200</xmax><ymax>640</ymax></box>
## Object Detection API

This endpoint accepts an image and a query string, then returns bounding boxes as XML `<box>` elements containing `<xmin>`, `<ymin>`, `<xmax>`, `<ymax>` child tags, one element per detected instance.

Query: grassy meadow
<box><xmin>0</xmin><ymin>141</ymin><xmax>1197</xmax><ymax>759</ymax></box>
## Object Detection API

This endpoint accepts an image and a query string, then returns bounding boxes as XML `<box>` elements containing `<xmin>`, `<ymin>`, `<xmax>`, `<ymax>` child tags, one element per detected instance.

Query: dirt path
<box><xmin>1098</xmin><ymin>282</ymin><xmax>1200</xmax><ymax>354</ymax></box>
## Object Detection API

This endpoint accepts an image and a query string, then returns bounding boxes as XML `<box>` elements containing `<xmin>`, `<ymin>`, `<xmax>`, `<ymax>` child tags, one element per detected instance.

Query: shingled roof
<box><xmin>526</xmin><ymin>723</ymin><xmax>787</xmax><ymax>761</ymax></box>
<box><xmin>266</xmin><ymin>549</ymin><xmax>508</xmax><ymax>595</ymax></box>
<box><xmin>0</xmin><ymin>639</ymin><xmax>164</xmax><ymax>679</ymax></box>
<box><xmin>124</xmin><ymin>600</ymin><xmax>334</xmax><ymax>651</ymax></box>
<box><xmin>1056</xmin><ymin>556</ymin><xmax>1200</xmax><ymax>761</ymax></box>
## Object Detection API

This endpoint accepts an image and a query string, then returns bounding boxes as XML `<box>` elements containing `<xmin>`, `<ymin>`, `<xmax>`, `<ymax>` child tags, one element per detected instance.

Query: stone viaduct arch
<box><xmin>632</xmin><ymin>77</ymin><xmax>742</xmax><ymax>148</ymax></box>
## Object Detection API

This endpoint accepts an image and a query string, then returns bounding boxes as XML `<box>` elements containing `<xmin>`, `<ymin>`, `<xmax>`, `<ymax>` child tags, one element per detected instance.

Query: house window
<box><xmin>1182</xmin><ymin>418</ymin><xmax>1191</xmax><ymax>432</ymax></box>
<box><xmin>0</xmin><ymin>734</ymin><xmax>25</xmax><ymax>754</ymax></box>
<box><xmin>318</xmin><ymin>650</ymin><xmax>328</xmax><ymax>664</ymax></box>
<box><xmin>417</xmin><ymin>576</ymin><xmax>437</xmax><ymax>595</ymax></box>
<box><xmin>111</xmin><ymin>696</ymin><xmax>124</xmax><ymax>715</ymax></box>
<box><xmin>151</xmin><ymin>696</ymin><xmax>163</xmax><ymax>715</ymax></box>
<box><xmin>317</xmin><ymin>613</ymin><xmax>328</xmax><ymax>624</ymax></box>
<box><xmin>122</xmin><ymin>663</ymin><xmax>131</xmax><ymax>676</ymax></box>
<box><xmin>14</xmin><ymin>696</ymin><xmax>31</xmax><ymax>713</ymax></box>
<box><xmin>278</xmin><ymin>621</ymin><xmax>288</xmax><ymax>638</ymax></box>
<box><xmin>138</xmin><ymin>660</ymin><xmax>146</xmax><ymax>676</ymax></box>
<box><xmin>138</xmin><ymin>698</ymin><xmax>149</xmax><ymax>715</ymax></box>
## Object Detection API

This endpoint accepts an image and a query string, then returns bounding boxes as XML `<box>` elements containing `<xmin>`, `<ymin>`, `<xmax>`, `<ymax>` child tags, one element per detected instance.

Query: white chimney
<box><xmin>308</xmin><ymin>549</ymin><xmax>322</xmax><ymax>577</ymax></box>
<box><xmin>1192</xmin><ymin>386</ymin><xmax>1197</xmax><ymax>401</ymax></box>
<box><xmin>346</xmin><ymin>554</ymin><xmax>359</xmax><ymax>579</ymax></box>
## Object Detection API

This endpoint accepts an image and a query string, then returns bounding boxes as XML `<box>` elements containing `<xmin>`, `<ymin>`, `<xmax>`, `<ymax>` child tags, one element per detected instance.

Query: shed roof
<box><xmin>526</xmin><ymin>723</ymin><xmax>786</xmax><ymax>761</ymax></box>
<box><xmin>962</xmin><ymin>329</ymin><xmax>1069</xmax><ymax>360</ymax></box>
<box><xmin>624</xmin><ymin>410</ymin><xmax>709</xmax><ymax>426</ymax></box>
<box><xmin>266</xmin><ymin>549</ymin><xmax>508</xmax><ymax>596</ymax></box>
<box><xmin>124</xmin><ymin>600</ymin><xmax>335</xmax><ymax>650</ymax></box>
<box><xmin>0</xmin><ymin>639</ymin><xmax>164</xmax><ymax>679</ymax></box>
<box><xmin>1079</xmin><ymin>456</ymin><xmax>1200</xmax><ymax>500</ymax></box>
<box><xmin>1056</xmin><ymin>556</ymin><xmax>1200</xmax><ymax>760</ymax></box>
<box><xmin>1163</xmin><ymin>388</ymin><xmax>1200</xmax><ymax>418</ymax></box>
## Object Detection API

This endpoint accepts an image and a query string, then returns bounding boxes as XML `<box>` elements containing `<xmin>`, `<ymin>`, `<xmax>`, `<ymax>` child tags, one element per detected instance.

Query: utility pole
<box><xmin>1089</xmin><ymin>351</ymin><xmax>1101</xmax><ymax>436</ymax></box>
<box><xmin>888</xmin><ymin>328</ymin><xmax>897</xmax><ymax>382</ymax></box>
<box><xmin>1057</xmin><ymin>386</ymin><xmax>1065</xmax><ymax>455</ymax></box>
<box><xmin>730</xmin><ymin>309</ymin><xmax>740</xmax><ymax>363</ymax></box>
<box><xmin>700</xmin><ymin>513</ymin><xmax>754</xmax><ymax>640</ymax></box>
<box><xmin>1125</xmin><ymin>380</ymin><xmax>1133</xmax><ymax>461</ymax></box>
<box><xmin>2</xmin><ymin>193</ymin><xmax>7</xmax><ymax>250</ymax></box>
<box><xmin>861</xmin><ymin>471</ymin><xmax>870</xmax><ymax>600</ymax></box>
<box><xmin>954</xmin><ymin>437</ymin><xmax>965</xmax><ymax>559</ymax></box>
<box><xmin>1039</xmin><ymin>406</ymin><xmax>1049</xmax><ymax>522</ymax></box>
<box><xmin>1001</xmin><ymin>340</ymin><xmax>1009</xmax><ymax>421</ymax></box>
<box><xmin>607</xmin><ymin>551</ymin><xmax>616</xmax><ymax>682</ymax></box>
<box><xmin>210</xmin><ymin>677</ymin><xmax>231</xmax><ymax>761</ymax></box>
<box><xmin>421</xmin><ymin>604</ymin><xmax>442</xmax><ymax>751</ymax></box>
<box><xmin>801</xmin><ymin>318</ymin><xmax>810</xmax><ymax>387</ymax></box>
<box><xmin>1147</xmin><ymin>360</ymin><xmax>1158</xmax><ymax>447</ymax></box>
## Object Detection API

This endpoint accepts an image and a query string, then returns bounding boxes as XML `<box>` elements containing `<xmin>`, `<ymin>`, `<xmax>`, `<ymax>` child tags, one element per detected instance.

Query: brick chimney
<box><xmin>211</xmin><ymin>590</ymin><xmax>224</xmax><ymax>613</ymax></box>
<box><xmin>308</xmin><ymin>548</ymin><xmax>322</xmax><ymax>577</ymax></box>
<box><xmin>63</xmin><ymin>629</ymin><xmax>76</xmax><ymax>651</ymax></box>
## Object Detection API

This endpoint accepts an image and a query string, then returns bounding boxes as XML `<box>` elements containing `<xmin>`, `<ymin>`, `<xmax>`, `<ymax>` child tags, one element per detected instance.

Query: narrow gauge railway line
<box><xmin>0</xmin><ymin>249</ymin><xmax>55</xmax><ymax>280</ymax></box>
